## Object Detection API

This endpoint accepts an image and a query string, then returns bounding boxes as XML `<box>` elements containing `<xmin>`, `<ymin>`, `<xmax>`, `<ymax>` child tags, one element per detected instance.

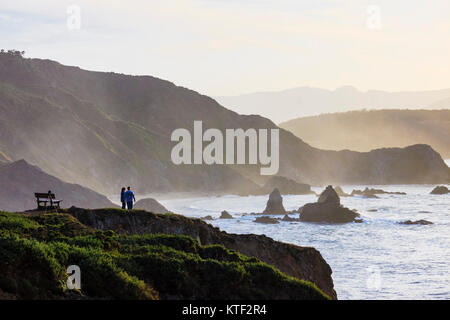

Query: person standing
<box><xmin>124</xmin><ymin>186</ymin><xmax>136</xmax><ymax>210</ymax></box>
<box><xmin>120</xmin><ymin>187</ymin><xmax>126</xmax><ymax>209</ymax></box>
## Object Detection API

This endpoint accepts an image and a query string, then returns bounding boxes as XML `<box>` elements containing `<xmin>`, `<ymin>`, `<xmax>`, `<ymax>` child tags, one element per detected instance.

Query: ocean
<box><xmin>121</xmin><ymin>160</ymin><xmax>450</xmax><ymax>300</ymax></box>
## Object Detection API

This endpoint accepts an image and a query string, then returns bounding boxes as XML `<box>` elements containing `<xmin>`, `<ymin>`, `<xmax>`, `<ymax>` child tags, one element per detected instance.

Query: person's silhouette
<box><xmin>124</xmin><ymin>186</ymin><xmax>136</xmax><ymax>210</ymax></box>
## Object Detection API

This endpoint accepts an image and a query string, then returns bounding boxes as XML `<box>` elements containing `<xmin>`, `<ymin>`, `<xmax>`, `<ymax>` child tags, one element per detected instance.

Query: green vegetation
<box><xmin>0</xmin><ymin>211</ymin><xmax>328</xmax><ymax>300</ymax></box>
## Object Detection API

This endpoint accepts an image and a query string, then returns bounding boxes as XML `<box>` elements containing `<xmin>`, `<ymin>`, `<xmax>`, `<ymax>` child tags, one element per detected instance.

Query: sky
<box><xmin>0</xmin><ymin>0</ymin><xmax>449</xmax><ymax>96</ymax></box>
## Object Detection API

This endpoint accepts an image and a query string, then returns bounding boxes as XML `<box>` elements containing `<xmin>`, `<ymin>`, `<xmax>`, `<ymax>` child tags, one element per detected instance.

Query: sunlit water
<box><xmin>114</xmin><ymin>160</ymin><xmax>450</xmax><ymax>300</ymax></box>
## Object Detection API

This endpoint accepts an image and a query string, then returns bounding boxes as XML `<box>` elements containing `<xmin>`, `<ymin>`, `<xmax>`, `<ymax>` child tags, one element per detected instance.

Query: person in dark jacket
<box><xmin>120</xmin><ymin>187</ymin><xmax>126</xmax><ymax>209</ymax></box>
<box><xmin>124</xmin><ymin>186</ymin><xmax>136</xmax><ymax>210</ymax></box>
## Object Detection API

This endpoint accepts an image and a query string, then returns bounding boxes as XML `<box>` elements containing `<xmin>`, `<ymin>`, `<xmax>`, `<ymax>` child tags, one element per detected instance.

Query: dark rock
<box><xmin>430</xmin><ymin>186</ymin><xmax>449</xmax><ymax>195</ymax></box>
<box><xmin>334</xmin><ymin>186</ymin><xmax>351</xmax><ymax>197</ymax></box>
<box><xmin>65</xmin><ymin>206</ymin><xmax>337</xmax><ymax>299</ymax></box>
<box><xmin>317</xmin><ymin>185</ymin><xmax>340</xmax><ymax>205</ymax></box>
<box><xmin>201</xmin><ymin>215</ymin><xmax>214</xmax><ymax>220</ymax></box>
<box><xmin>367</xmin><ymin>209</ymin><xmax>378</xmax><ymax>212</ymax></box>
<box><xmin>219</xmin><ymin>210</ymin><xmax>233</xmax><ymax>219</ymax></box>
<box><xmin>354</xmin><ymin>219</ymin><xmax>364</xmax><ymax>223</ymax></box>
<box><xmin>262</xmin><ymin>176</ymin><xmax>313</xmax><ymax>195</ymax></box>
<box><xmin>299</xmin><ymin>186</ymin><xmax>359</xmax><ymax>223</ymax></box>
<box><xmin>300</xmin><ymin>203</ymin><xmax>359</xmax><ymax>223</ymax></box>
<box><xmin>254</xmin><ymin>216</ymin><xmax>280</xmax><ymax>224</ymax></box>
<box><xmin>351</xmin><ymin>187</ymin><xmax>406</xmax><ymax>197</ymax></box>
<box><xmin>263</xmin><ymin>188</ymin><xmax>286</xmax><ymax>214</ymax></box>
<box><xmin>134</xmin><ymin>198</ymin><xmax>170</xmax><ymax>213</ymax></box>
<box><xmin>400</xmin><ymin>220</ymin><xmax>433</xmax><ymax>225</ymax></box>
<box><xmin>282</xmin><ymin>214</ymin><xmax>298</xmax><ymax>222</ymax></box>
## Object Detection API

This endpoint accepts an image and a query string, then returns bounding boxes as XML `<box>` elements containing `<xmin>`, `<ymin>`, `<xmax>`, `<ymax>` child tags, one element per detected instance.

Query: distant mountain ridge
<box><xmin>216</xmin><ymin>86</ymin><xmax>450</xmax><ymax>123</ymax></box>
<box><xmin>0</xmin><ymin>159</ymin><xmax>116</xmax><ymax>212</ymax></box>
<box><xmin>280</xmin><ymin>109</ymin><xmax>450</xmax><ymax>158</ymax></box>
<box><xmin>0</xmin><ymin>52</ymin><xmax>449</xmax><ymax>195</ymax></box>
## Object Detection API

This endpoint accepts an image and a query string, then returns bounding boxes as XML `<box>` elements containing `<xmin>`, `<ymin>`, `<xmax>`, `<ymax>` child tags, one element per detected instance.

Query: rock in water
<box><xmin>430</xmin><ymin>186</ymin><xmax>449</xmax><ymax>195</ymax></box>
<box><xmin>318</xmin><ymin>185</ymin><xmax>340</xmax><ymax>205</ymax></box>
<box><xmin>400</xmin><ymin>220</ymin><xmax>433</xmax><ymax>225</ymax></box>
<box><xmin>219</xmin><ymin>210</ymin><xmax>233</xmax><ymax>219</ymax></box>
<box><xmin>263</xmin><ymin>188</ymin><xmax>286</xmax><ymax>214</ymax></box>
<box><xmin>282</xmin><ymin>214</ymin><xmax>298</xmax><ymax>222</ymax></box>
<box><xmin>254</xmin><ymin>216</ymin><xmax>280</xmax><ymax>224</ymax></box>
<box><xmin>334</xmin><ymin>186</ymin><xmax>351</xmax><ymax>197</ymax></box>
<box><xmin>351</xmin><ymin>187</ymin><xmax>405</xmax><ymax>197</ymax></box>
<box><xmin>299</xmin><ymin>186</ymin><xmax>359</xmax><ymax>223</ymax></box>
<box><xmin>134</xmin><ymin>198</ymin><xmax>170</xmax><ymax>213</ymax></box>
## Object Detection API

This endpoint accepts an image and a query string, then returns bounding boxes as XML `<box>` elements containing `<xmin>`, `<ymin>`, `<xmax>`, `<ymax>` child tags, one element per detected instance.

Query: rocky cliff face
<box><xmin>65</xmin><ymin>207</ymin><xmax>337</xmax><ymax>299</ymax></box>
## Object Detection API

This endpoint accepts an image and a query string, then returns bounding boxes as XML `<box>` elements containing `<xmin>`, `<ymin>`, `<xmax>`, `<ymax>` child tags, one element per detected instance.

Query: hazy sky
<box><xmin>1</xmin><ymin>0</ymin><xmax>449</xmax><ymax>96</ymax></box>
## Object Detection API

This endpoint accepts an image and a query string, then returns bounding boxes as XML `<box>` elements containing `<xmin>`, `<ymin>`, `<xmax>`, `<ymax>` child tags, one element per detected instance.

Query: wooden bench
<box><xmin>34</xmin><ymin>192</ymin><xmax>62</xmax><ymax>210</ymax></box>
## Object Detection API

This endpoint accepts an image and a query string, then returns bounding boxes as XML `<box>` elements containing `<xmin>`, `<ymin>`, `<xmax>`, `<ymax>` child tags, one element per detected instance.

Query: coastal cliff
<box><xmin>66</xmin><ymin>207</ymin><xmax>337</xmax><ymax>299</ymax></box>
<box><xmin>0</xmin><ymin>209</ymin><xmax>330</xmax><ymax>300</ymax></box>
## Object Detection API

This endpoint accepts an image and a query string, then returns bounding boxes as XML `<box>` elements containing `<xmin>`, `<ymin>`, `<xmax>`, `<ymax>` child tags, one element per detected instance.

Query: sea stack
<box><xmin>299</xmin><ymin>185</ymin><xmax>359</xmax><ymax>223</ymax></box>
<box><xmin>334</xmin><ymin>186</ymin><xmax>351</xmax><ymax>197</ymax></box>
<box><xmin>219</xmin><ymin>210</ymin><xmax>233</xmax><ymax>219</ymax></box>
<box><xmin>430</xmin><ymin>186</ymin><xmax>449</xmax><ymax>195</ymax></box>
<box><xmin>263</xmin><ymin>188</ymin><xmax>286</xmax><ymax>214</ymax></box>
<box><xmin>318</xmin><ymin>185</ymin><xmax>340</xmax><ymax>205</ymax></box>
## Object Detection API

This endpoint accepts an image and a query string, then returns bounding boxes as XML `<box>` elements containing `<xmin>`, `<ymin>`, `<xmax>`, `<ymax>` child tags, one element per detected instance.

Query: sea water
<box><xmin>123</xmin><ymin>160</ymin><xmax>450</xmax><ymax>300</ymax></box>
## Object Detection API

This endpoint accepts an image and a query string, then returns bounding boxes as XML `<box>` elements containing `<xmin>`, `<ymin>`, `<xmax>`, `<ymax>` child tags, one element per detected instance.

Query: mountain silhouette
<box><xmin>0</xmin><ymin>52</ymin><xmax>448</xmax><ymax>195</ymax></box>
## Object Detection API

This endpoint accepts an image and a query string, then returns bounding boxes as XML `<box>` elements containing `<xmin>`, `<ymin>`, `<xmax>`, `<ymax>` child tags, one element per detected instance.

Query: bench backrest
<box><xmin>35</xmin><ymin>193</ymin><xmax>56</xmax><ymax>199</ymax></box>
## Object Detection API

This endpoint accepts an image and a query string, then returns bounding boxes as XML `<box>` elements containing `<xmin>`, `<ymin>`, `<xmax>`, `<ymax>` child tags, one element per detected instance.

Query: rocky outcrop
<box><xmin>263</xmin><ymin>188</ymin><xmax>286</xmax><ymax>214</ymax></box>
<box><xmin>254</xmin><ymin>216</ymin><xmax>279</xmax><ymax>224</ymax></box>
<box><xmin>65</xmin><ymin>207</ymin><xmax>337</xmax><ymax>299</ymax></box>
<box><xmin>317</xmin><ymin>185</ymin><xmax>340</xmax><ymax>205</ymax></box>
<box><xmin>219</xmin><ymin>210</ymin><xmax>233</xmax><ymax>219</ymax></box>
<box><xmin>201</xmin><ymin>215</ymin><xmax>214</xmax><ymax>220</ymax></box>
<box><xmin>430</xmin><ymin>186</ymin><xmax>449</xmax><ymax>195</ymax></box>
<box><xmin>262</xmin><ymin>176</ymin><xmax>312</xmax><ymax>195</ymax></box>
<box><xmin>282</xmin><ymin>214</ymin><xmax>299</xmax><ymax>222</ymax></box>
<box><xmin>299</xmin><ymin>186</ymin><xmax>359</xmax><ymax>223</ymax></box>
<box><xmin>400</xmin><ymin>220</ymin><xmax>433</xmax><ymax>225</ymax></box>
<box><xmin>134</xmin><ymin>198</ymin><xmax>170</xmax><ymax>213</ymax></box>
<box><xmin>334</xmin><ymin>186</ymin><xmax>351</xmax><ymax>197</ymax></box>
<box><xmin>351</xmin><ymin>187</ymin><xmax>406</xmax><ymax>198</ymax></box>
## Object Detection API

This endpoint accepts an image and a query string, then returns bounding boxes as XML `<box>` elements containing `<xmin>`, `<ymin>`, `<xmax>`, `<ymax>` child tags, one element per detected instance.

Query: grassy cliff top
<box><xmin>0</xmin><ymin>210</ymin><xmax>329</xmax><ymax>300</ymax></box>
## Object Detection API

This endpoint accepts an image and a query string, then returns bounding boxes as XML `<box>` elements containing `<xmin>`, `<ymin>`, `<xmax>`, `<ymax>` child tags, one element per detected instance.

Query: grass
<box><xmin>0</xmin><ymin>210</ymin><xmax>329</xmax><ymax>300</ymax></box>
